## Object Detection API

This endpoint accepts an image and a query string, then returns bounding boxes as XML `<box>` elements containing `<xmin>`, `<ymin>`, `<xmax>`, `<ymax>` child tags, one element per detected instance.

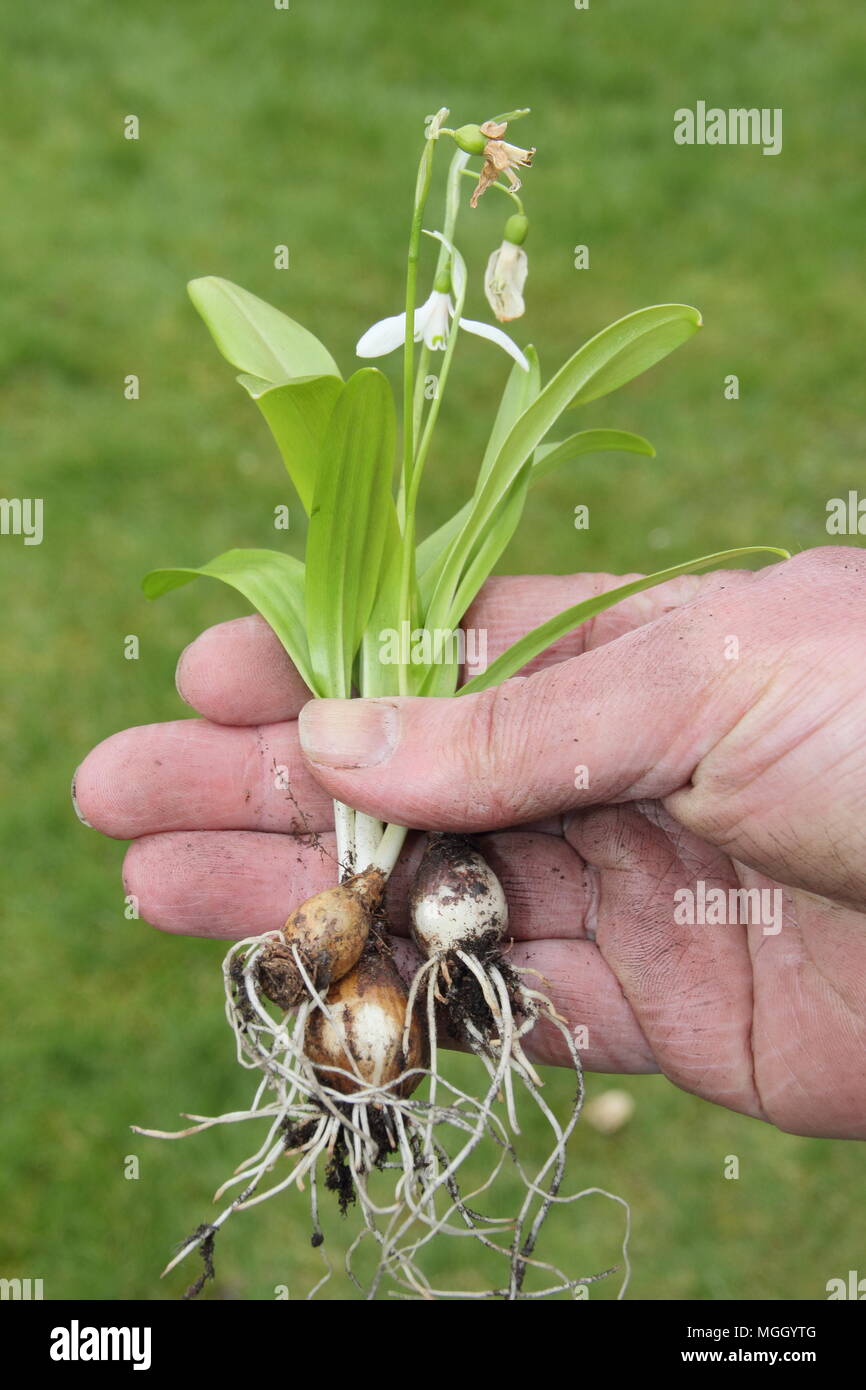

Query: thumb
<box><xmin>297</xmin><ymin>597</ymin><xmax>772</xmax><ymax>832</ymax></box>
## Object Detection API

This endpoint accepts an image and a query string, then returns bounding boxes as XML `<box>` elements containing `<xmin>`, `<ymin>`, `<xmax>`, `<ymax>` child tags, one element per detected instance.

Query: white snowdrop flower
<box><xmin>356</xmin><ymin>230</ymin><xmax>529</xmax><ymax>370</ymax></box>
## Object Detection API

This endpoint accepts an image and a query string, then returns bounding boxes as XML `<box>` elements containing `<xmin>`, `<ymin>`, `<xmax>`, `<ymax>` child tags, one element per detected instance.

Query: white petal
<box><xmin>484</xmin><ymin>244</ymin><xmax>528</xmax><ymax>321</ymax></box>
<box><xmin>458</xmin><ymin>315</ymin><xmax>530</xmax><ymax>370</ymax></box>
<box><xmin>419</xmin><ymin>292</ymin><xmax>451</xmax><ymax>350</ymax></box>
<box><xmin>356</xmin><ymin>311</ymin><xmax>408</xmax><ymax>358</ymax></box>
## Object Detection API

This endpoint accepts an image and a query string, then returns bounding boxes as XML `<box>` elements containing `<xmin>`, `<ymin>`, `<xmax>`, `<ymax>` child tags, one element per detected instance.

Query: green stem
<box><xmin>404</xmin><ymin>149</ymin><xmax>468</xmax><ymax>527</ymax></box>
<box><xmin>401</xmin><ymin>139</ymin><xmax>437</xmax><ymax>526</ymax></box>
<box><xmin>397</xmin><ymin>136</ymin><xmax>439</xmax><ymax>694</ymax></box>
<box><xmin>412</xmin><ymin>342</ymin><xmax>431</xmax><ymax>441</ymax></box>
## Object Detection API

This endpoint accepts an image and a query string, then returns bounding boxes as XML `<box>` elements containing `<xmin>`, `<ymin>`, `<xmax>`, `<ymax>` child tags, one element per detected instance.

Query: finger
<box><xmin>461</xmin><ymin>567</ymin><xmax>755</xmax><ymax>682</ymax></box>
<box><xmin>176</xmin><ymin>614</ymin><xmax>313</xmax><ymax>725</ymax></box>
<box><xmin>121</xmin><ymin>828</ymin><xmax>595</xmax><ymax>941</ymax></box>
<box><xmin>174</xmin><ymin>569</ymin><xmax>755</xmax><ymax>724</ymax></box>
<box><xmin>74</xmin><ymin>718</ymin><xmax>332</xmax><ymax>839</ymax></box>
<box><xmin>297</xmin><ymin>564</ymin><xmax>783</xmax><ymax>831</ymax></box>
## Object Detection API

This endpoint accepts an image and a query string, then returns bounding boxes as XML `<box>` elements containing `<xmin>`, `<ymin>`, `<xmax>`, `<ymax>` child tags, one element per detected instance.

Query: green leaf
<box><xmin>421</xmin><ymin>470</ymin><xmax>534</xmax><ymax>698</ymax></box>
<box><xmin>477</xmin><ymin>346</ymin><xmax>541</xmax><ymax>491</ymax></box>
<box><xmin>456</xmin><ymin>547</ymin><xmax>790</xmax><ymax>696</ymax></box>
<box><xmin>417</xmin><ymin>427</ymin><xmax>655</xmax><ymax>599</ymax></box>
<box><xmin>188</xmin><ymin>276</ymin><xmax>340</xmax><ymax>383</ymax></box>
<box><xmin>237</xmin><ymin>373</ymin><xmax>344</xmax><ymax>514</ymax></box>
<box><xmin>423</xmin><ymin>305</ymin><xmax>700</xmax><ymax>640</ymax></box>
<box><xmin>417</xmin><ymin>347</ymin><xmax>540</xmax><ymax>608</ymax></box>
<box><xmin>358</xmin><ymin>515</ymin><xmax>403</xmax><ymax>697</ymax></box>
<box><xmin>445</xmin><ymin>428</ymin><xmax>657</xmax><ymax>631</ymax></box>
<box><xmin>305</xmin><ymin>369</ymin><xmax>397</xmax><ymax>697</ymax></box>
<box><xmin>532</xmin><ymin>428</ymin><xmax>655</xmax><ymax>481</ymax></box>
<box><xmin>142</xmin><ymin>548</ymin><xmax>317</xmax><ymax>694</ymax></box>
<box><xmin>563</xmin><ymin>303</ymin><xmax>702</xmax><ymax>411</ymax></box>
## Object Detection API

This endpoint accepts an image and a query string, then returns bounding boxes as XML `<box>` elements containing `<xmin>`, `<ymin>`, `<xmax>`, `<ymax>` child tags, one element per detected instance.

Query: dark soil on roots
<box><xmin>322</xmin><ymin>1100</ymin><xmax>400</xmax><ymax>1216</ymax></box>
<box><xmin>442</xmin><ymin>929</ymin><xmax>523</xmax><ymax>1044</ymax></box>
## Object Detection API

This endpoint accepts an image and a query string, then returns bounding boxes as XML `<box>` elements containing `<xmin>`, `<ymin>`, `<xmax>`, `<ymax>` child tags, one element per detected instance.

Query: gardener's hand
<box><xmin>74</xmin><ymin>546</ymin><xmax>866</xmax><ymax>1139</ymax></box>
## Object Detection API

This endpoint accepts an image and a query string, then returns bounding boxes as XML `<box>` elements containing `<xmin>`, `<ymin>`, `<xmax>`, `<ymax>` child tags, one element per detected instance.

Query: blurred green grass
<box><xmin>1</xmin><ymin>0</ymin><xmax>863</xmax><ymax>1299</ymax></box>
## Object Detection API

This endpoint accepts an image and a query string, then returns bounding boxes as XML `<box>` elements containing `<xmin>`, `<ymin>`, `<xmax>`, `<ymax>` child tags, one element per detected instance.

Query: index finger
<box><xmin>177</xmin><ymin>569</ymin><xmax>754</xmax><ymax>725</ymax></box>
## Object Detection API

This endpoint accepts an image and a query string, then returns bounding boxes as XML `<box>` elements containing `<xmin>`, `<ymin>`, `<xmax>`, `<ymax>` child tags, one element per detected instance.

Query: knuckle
<box><xmin>460</xmin><ymin>679</ymin><xmax>542</xmax><ymax>826</ymax></box>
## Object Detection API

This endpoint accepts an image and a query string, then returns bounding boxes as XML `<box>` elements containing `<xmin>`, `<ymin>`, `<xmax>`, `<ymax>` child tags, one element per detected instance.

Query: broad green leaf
<box><xmin>188</xmin><ymin>276</ymin><xmax>340</xmax><ymax>383</ymax></box>
<box><xmin>237</xmin><ymin>373</ymin><xmax>343</xmax><ymax>514</ymax></box>
<box><xmin>359</xmin><ymin>514</ymin><xmax>404</xmax><ymax>697</ymax></box>
<box><xmin>564</xmin><ymin>303</ymin><xmax>701</xmax><ymax>410</ymax></box>
<box><xmin>446</xmin><ymin>429</ymin><xmax>657</xmax><ymax>629</ymax></box>
<box><xmin>305</xmin><ymin>369</ymin><xmax>396</xmax><ymax>697</ymax></box>
<box><xmin>533</xmin><ymin>428</ymin><xmax>655</xmax><ymax>481</ymax></box>
<box><xmin>423</xmin><ymin>305</ymin><xmax>700</xmax><ymax>639</ymax></box>
<box><xmin>417</xmin><ymin>428</ymin><xmax>655</xmax><ymax>608</ymax></box>
<box><xmin>142</xmin><ymin>548</ymin><xmax>317</xmax><ymax>694</ymax></box>
<box><xmin>457</xmin><ymin>547</ymin><xmax>790</xmax><ymax>696</ymax></box>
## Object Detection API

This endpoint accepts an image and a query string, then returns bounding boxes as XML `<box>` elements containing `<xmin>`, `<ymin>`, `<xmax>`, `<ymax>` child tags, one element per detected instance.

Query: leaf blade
<box><xmin>457</xmin><ymin>547</ymin><xmax>790</xmax><ymax>695</ymax></box>
<box><xmin>143</xmin><ymin>547</ymin><xmax>318</xmax><ymax>694</ymax></box>
<box><xmin>188</xmin><ymin>276</ymin><xmax>340</xmax><ymax>383</ymax></box>
<box><xmin>423</xmin><ymin>305</ymin><xmax>700</xmax><ymax>638</ymax></box>
<box><xmin>238</xmin><ymin>373</ymin><xmax>344</xmax><ymax>514</ymax></box>
<box><xmin>304</xmin><ymin>369</ymin><xmax>397</xmax><ymax>697</ymax></box>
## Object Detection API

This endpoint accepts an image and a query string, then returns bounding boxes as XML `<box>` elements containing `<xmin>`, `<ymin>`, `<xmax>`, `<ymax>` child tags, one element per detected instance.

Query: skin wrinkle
<box><xmin>580</xmin><ymin>803</ymin><xmax>762</xmax><ymax>1118</ymax></box>
<box><xmin>678</xmin><ymin>695</ymin><xmax>866</xmax><ymax>909</ymax></box>
<box><xmin>582</xmin><ymin>859</ymin><xmax>600</xmax><ymax>940</ymax></box>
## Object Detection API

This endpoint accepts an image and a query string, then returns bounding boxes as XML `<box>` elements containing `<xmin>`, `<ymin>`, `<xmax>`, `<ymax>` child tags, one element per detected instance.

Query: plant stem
<box><xmin>400</xmin><ymin>138</ymin><xmax>437</xmax><ymax>524</ymax></box>
<box><xmin>397</xmin><ymin>149</ymin><xmax>469</xmax><ymax>696</ymax></box>
<box><xmin>373</xmin><ymin>821</ymin><xmax>409</xmax><ymax>878</ymax></box>
<box><xmin>333</xmin><ymin>799</ymin><xmax>356</xmax><ymax>880</ymax></box>
<box><xmin>397</xmin><ymin>133</ymin><xmax>439</xmax><ymax>696</ymax></box>
<box><xmin>354</xmin><ymin>811</ymin><xmax>383</xmax><ymax>873</ymax></box>
<box><xmin>460</xmin><ymin>167</ymin><xmax>524</xmax><ymax>215</ymax></box>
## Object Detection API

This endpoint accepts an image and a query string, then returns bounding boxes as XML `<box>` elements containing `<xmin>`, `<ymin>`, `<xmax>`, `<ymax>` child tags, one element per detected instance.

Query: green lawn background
<box><xmin>1</xmin><ymin>0</ymin><xmax>863</xmax><ymax>1298</ymax></box>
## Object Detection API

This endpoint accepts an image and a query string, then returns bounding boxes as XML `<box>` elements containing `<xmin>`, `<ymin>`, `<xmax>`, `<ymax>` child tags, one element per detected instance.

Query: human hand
<box><xmin>74</xmin><ymin>547</ymin><xmax>866</xmax><ymax>1138</ymax></box>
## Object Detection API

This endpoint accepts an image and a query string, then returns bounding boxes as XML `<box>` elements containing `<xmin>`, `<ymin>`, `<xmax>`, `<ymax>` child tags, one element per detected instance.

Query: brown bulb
<box><xmin>305</xmin><ymin>950</ymin><xmax>427</xmax><ymax>1098</ymax></box>
<box><xmin>257</xmin><ymin>867</ymin><xmax>384</xmax><ymax>1009</ymax></box>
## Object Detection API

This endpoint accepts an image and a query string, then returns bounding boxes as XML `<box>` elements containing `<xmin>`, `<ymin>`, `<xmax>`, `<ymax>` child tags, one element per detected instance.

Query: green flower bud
<box><xmin>503</xmin><ymin>214</ymin><xmax>530</xmax><ymax>245</ymax></box>
<box><xmin>452</xmin><ymin>124</ymin><xmax>488</xmax><ymax>156</ymax></box>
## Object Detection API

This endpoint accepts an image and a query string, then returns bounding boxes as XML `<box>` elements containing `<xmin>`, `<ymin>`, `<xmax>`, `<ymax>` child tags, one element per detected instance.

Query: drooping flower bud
<box><xmin>484</xmin><ymin>218</ymin><xmax>529</xmax><ymax>322</ymax></box>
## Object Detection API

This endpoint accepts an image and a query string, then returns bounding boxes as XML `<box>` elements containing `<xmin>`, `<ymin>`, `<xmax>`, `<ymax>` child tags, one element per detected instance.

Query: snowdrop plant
<box><xmin>138</xmin><ymin>106</ymin><xmax>787</xmax><ymax>1299</ymax></box>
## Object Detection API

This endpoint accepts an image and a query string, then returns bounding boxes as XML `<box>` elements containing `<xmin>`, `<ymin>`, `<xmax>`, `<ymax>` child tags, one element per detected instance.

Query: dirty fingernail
<box><xmin>299</xmin><ymin>699</ymin><xmax>398</xmax><ymax>769</ymax></box>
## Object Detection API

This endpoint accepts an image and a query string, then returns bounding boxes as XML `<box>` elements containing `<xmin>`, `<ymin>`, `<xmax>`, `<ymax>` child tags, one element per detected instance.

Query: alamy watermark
<box><xmin>50</xmin><ymin>1321</ymin><xmax>152</xmax><ymax>1370</ymax></box>
<box><xmin>674</xmin><ymin>102</ymin><xmax>782</xmax><ymax>156</ymax></box>
<box><xmin>674</xmin><ymin>880</ymin><xmax>782</xmax><ymax>935</ymax></box>
<box><xmin>0</xmin><ymin>1276</ymin><xmax>44</xmax><ymax>1299</ymax></box>
<box><xmin>378</xmin><ymin>622</ymin><xmax>487</xmax><ymax>668</ymax></box>
<box><xmin>826</xmin><ymin>491</ymin><xmax>866</xmax><ymax>535</ymax></box>
<box><xmin>0</xmin><ymin>497</ymin><xmax>43</xmax><ymax>545</ymax></box>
